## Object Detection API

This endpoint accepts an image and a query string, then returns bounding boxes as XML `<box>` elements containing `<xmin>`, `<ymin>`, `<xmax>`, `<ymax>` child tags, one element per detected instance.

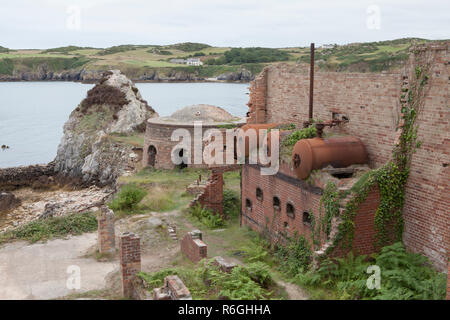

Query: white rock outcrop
<box><xmin>54</xmin><ymin>70</ymin><xmax>157</xmax><ymax>185</ymax></box>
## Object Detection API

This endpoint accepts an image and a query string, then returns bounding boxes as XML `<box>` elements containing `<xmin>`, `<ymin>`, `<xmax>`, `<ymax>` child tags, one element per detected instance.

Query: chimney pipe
<box><xmin>309</xmin><ymin>43</ymin><xmax>315</xmax><ymax>122</ymax></box>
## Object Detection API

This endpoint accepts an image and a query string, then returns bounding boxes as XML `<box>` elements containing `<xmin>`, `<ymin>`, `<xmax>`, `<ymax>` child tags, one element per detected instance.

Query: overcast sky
<box><xmin>1</xmin><ymin>0</ymin><xmax>449</xmax><ymax>49</ymax></box>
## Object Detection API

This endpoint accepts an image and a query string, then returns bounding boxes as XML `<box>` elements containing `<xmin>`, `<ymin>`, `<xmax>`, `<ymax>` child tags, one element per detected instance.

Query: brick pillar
<box><xmin>119</xmin><ymin>232</ymin><xmax>141</xmax><ymax>298</ymax></box>
<box><xmin>97</xmin><ymin>206</ymin><xmax>115</xmax><ymax>254</ymax></box>
<box><xmin>207</xmin><ymin>170</ymin><xmax>223</xmax><ymax>216</ymax></box>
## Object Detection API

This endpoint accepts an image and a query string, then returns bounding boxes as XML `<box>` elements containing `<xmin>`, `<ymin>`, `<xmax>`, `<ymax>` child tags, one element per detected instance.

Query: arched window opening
<box><xmin>256</xmin><ymin>187</ymin><xmax>263</xmax><ymax>201</ymax></box>
<box><xmin>286</xmin><ymin>203</ymin><xmax>295</xmax><ymax>219</ymax></box>
<box><xmin>147</xmin><ymin>145</ymin><xmax>157</xmax><ymax>167</ymax></box>
<box><xmin>273</xmin><ymin>196</ymin><xmax>281</xmax><ymax>211</ymax></box>
<box><xmin>303</xmin><ymin>211</ymin><xmax>312</xmax><ymax>227</ymax></box>
<box><xmin>245</xmin><ymin>198</ymin><xmax>252</xmax><ymax>212</ymax></box>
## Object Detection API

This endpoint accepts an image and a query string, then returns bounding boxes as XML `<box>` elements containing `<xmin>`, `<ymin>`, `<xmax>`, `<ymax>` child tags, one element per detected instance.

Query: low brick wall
<box><xmin>119</xmin><ymin>232</ymin><xmax>141</xmax><ymax>298</ymax></box>
<box><xmin>153</xmin><ymin>275</ymin><xmax>192</xmax><ymax>300</ymax></box>
<box><xmin>181</xmin><ymin>230</ymin><xmax>207</xmax><ymax>263</ymax></box>
<box><xmin>213</xmin><ymin>256</ymin><xmax>237</xmax><ymax>273</ymax></box>
<box><xmin>97</xmin><ymin>206</ymin><xmax>115</xmax><ymax>254</ymax></box>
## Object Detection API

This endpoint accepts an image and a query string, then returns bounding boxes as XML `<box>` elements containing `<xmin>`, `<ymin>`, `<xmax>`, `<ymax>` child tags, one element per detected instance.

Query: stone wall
<box><xmin>180</xmin><ymin>230</ymin><xmax>207</xmax><ymax>263</ymax></box>
<box><xmin>0</xmin><ymin>162</ymin><xmax>56</xmax><ymax>190</ymax></box>
<box><xmin>245</xmin><ymin>42</ymin><xmax>449</xmax><ymax>271</ymax></box>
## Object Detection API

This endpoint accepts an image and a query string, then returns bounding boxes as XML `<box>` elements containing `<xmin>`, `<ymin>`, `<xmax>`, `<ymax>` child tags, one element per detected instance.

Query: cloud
<box><xmin>0</xmin><ymin>0</ymin><xmax>448</xmax><ymax>48</ymax></box>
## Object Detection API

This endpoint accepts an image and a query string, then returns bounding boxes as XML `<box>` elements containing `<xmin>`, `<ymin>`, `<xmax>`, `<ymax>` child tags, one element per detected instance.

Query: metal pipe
<box><xmin>309</xmin><ymin>43</ymin><xmax>315</xmax><ymax>121</ymax></box>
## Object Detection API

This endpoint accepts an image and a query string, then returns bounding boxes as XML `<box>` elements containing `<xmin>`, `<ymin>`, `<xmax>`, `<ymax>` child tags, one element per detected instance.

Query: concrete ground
<box><xmin>0</xmin><ymin>233</ymin><xmax>117</xmax><ymax>300</ymax></box>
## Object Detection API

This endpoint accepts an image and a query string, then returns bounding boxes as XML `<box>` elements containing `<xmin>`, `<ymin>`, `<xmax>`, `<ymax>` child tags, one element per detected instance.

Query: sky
<box><xmin>1</xmin><ymin>0</ymin><xmax>449</xmax><ymax>49</ymax></box>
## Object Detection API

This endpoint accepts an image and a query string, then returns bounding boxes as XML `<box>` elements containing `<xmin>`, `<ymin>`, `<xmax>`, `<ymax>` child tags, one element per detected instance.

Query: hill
<box><xmin>0</xmin><ymin>39</ymin><xmax>446</xmax><ymax>82</ymax></box>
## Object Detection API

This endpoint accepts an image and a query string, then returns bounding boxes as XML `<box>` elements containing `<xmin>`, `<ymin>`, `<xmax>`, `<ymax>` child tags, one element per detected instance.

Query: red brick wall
<box><xmin>246</xmin><ymin>42</ymin><xmax>449</xmax><ymax>271</ymax></box>
<box><xmin>180</xmin><ymin>231</ymin><xmax>207</xmax><ymax>263</ymax></box>
<box><xmin>97</xmin><ymin>206</ymin><xmax>115</xmax><ymax>254</ymax></box>
<box><xmin>242</xmin><ymin>164</ymin><xmax>382</xmax><ymax>257</ymax></box>
<box><xmin>401</xmin><ymin>45</ymin><xmax>449</xmax><ymax>272</ymax></box>
<box><xmin>119</xmin><ymin>232</ymin><xmax>141</xmax><ymax>298</ymax></box>
<box><xmin>190</xmin><ymin>170</ymin><xmax>224</xmax><ymax>216</ymax></box>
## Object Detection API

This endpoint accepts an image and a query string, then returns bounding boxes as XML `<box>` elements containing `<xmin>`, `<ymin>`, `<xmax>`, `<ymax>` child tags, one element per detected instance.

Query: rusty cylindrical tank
<box><xmin>291</xmin><ymin>136</ymin><xmax>368</xmax><ymax>179</ymax></box>
<box><xmin>238</xmin><ymin>124</ymin><xmax>279</xmax><ymax>158</ymax></box>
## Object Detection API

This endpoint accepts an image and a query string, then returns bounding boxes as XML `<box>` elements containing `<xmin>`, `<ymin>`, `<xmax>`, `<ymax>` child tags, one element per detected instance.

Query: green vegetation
<box><xmin>108</xmin><ymin>183</ymin><xmax>148</xmax><ymax>211</ymax></box>
<box><xmin>295</xmin><ymin>242</ymin><xmax>446</xmax><ymax>300</ymax></box>
<box><xmin>0</xmin><ymin>212</ymin><xmax>97</xmax><ymax>244</ymax></box>
<box><xmin>206</xmin><ymin>47</ymin><xmax>290</xmax><ymax>65</ymax></box>
<box><xmin>275</xmin><ymin>234</ymin><xmax>312</xmax><ymax>276</ymax></box>
<box><xmin>166</xmin><ymin>42</ymin><xmax>211</xmax><ymax>52</ymax></box>
<box><xmin>282</xmin><ymin>126</ymin><xmax>317</xmax><ymax>146</ymax></box>
<box><xmin>138</xmin><ymin>258</ymin><xmax>276</xmax><ymax>300</ymax></box>
<box><xmin>222</xmin><ymin>189</ymin><xmax>240</xmax><ymax>218</ymax></box>
<box><xmin>41</xmin><ymin>46</ymin><xmax>96</xmax><ymax>54</ymax></box>
<box><xmin>2</xmin><ymin>38</ymin><xmax>441</xmax><ymax>79</ymax></box>
<box><xmin>97</xmin><ymin>45</ymin><xmax>149</xmax><ymax>56</ymax></box>
<box><xmin>189</xmin><ymin>203</ymin><xmax>224</xmax><ymax>229</ymax></box>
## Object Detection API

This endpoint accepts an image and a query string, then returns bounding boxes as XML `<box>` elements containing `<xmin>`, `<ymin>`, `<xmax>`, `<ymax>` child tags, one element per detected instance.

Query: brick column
<box><xmin>119</xmin><ymin>232</ymin><xmax>141</xmax><ymax>298</ymax></box>
<box><xmin>97</xmin><ymin>206</ymin><xmax>115</xmax><ymax>254</ymax></box>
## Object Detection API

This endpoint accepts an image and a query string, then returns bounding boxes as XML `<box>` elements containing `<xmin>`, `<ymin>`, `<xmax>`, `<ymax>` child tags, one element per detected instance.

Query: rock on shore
<box><xmin>53</xmin><ymin>70</ymin><xmax>157</xmax><ymax>186</ymax></box>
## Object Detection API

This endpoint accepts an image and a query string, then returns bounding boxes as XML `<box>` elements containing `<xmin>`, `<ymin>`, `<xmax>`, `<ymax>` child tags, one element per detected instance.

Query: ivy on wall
<box><xmin>316</xmin><ymin>47</ymin><xmax>436</xmax><ymax>254</ymax></box>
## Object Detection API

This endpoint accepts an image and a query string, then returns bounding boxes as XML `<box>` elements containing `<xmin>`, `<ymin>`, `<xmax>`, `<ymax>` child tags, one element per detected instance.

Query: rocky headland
<box><xmin>0</xmin><ymin>70</ymin><xmax>156</xmax><ymax>231</ymax></box>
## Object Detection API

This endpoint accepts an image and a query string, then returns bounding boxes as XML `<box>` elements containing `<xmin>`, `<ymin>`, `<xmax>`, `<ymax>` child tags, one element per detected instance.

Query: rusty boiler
<box><xmin>291</xmin><ymin>136</ymin><xmax>368</xmax><ymax>179</ymax></box>
<box><xmin>238</xmin><ymin>123</ymin><xmax>279</xmax><ymax>158</ymax></box>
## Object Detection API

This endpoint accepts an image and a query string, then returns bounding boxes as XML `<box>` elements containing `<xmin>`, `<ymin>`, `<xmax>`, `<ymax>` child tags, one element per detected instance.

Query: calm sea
<box><xmin>0</xmin><ymin>82</ymin><xmax>249</xmax><ymax>168</ymax></box>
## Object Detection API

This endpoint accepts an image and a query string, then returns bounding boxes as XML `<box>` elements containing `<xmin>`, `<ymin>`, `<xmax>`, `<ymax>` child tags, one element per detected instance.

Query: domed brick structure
<box><xmin>143</xmin><ymin>104</ymin><xmax>245</xmax><ymax>169</ymax></box>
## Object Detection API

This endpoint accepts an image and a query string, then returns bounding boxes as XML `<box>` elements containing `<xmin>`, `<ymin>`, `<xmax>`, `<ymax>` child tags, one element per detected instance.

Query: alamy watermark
<box><xmin>66</xmin><ymin>265</ymin><xmax>81</xmax><ymax>290</ymax></box>
<box><xmin>170</xmin><ymin>122</ymin><xmax>280</xmax><ymax>175</ymax></box>
<box><xmin>366</xmin><ymin>4</ymin><xmax>381</xmax><ymax>30</ymax></box>
<box><xmin>366</xmin><ymin>265</ymin><xmax>381</xmax><ymax>289</ymax></box>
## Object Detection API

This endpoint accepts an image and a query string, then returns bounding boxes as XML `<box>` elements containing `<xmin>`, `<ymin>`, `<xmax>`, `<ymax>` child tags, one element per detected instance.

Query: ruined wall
<box><xmin>143</xmin><ymin>122</ymin><xmax>230</xmax><ymax>170</ymax></box>
<box><xmin>401</xmin><ymin>44</ymin><xmax>449</xmax><ymax>272</ymax></box>
<box><xmin>248</xmin><ymin>64</ymin><xmax>401</xmax><ymax>168</ymax></box>
<box><xmin>246</xmin><ymin>42</ymin><xmax>449</xmax><ymax>271</ymax></box>
<box><xmin>241</xmin><ymin>164</ymin><xmax>382</xmax><ymax>256</ymax></box>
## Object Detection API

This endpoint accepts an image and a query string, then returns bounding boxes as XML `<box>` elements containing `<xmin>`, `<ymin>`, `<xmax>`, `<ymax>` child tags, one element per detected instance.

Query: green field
<box><xmin>0</xmin><ymin>39</ymin><xmax>446</xmax><ymax>79</ymax></box>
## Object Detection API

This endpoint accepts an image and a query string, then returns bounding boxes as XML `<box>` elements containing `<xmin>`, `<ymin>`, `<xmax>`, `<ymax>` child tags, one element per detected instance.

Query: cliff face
<box><xmin>0</xmin><ymin>66</ymin><xmax>254</xmax><ymax>82</ymax></box>
<box><xmin>54</xmin><ymin>70</ymin><xmax>157</xmax><ymax>186</ymax></box>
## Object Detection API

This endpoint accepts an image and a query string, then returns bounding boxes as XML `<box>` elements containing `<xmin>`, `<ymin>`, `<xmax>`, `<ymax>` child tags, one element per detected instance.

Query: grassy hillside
<box><xmin>0</xmin><ymin>39</ymin><xmax>445</xmax><ymax>80</ymax></box>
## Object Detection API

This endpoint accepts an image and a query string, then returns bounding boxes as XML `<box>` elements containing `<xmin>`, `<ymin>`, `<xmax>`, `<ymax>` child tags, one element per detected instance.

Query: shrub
<box><xmin>189</xmin><ymin>203</ymin><xmax>224</xmax><ymax>228</ymax></box>
<box><xmin>282</xmin><ymin>126</ymin><xmax>317</xmax><ymax>146</ymax></box>
<box><xmin>294</xmin><ymin>242</ymin><xmax>447</xmax><ymax>300</ymax></box>
<box><xmin>109</xmin><ymin>183</ymin><xmax>147</xmax><ymax>211</ymax></box>
<box><xmin>139</xmin><ymin>259</ymin><xmax>274</xmax><ymax>300</ymax></box>
<box><xmin>80</xmin><ymin>84</ymin><xmax>129</xmax><ymax>114</ymax></box>
<box><xmin>0</xmin><ymin>212</ymin><xmax>97</xmax><ymax>244</ymax></box>
<box><xmin>275</xmin><ymin>234</ymin><xmax>312</xmax><ymax>276</ymax></box>
<box><xmin>223</xmin><ymin>189</ymin><xmax>240</xmax><ymax>218</ymax></box>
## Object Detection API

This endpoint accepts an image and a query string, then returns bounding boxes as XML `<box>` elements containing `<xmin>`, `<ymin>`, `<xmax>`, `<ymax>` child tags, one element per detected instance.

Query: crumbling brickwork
<box><xmin>180</xmin><ymin>230</ymin><xmax>207</xmax><ymax>263</ymax></box>
<box><xmin>241</xmin><ymin>164</ymin><xmax>382</xmax><ymax>256</ymax></box>
<box><xmin>190</xmin><ymin>170</ymin><xmax>224</xmax><ymax>216</ymax></box>
<box><xmin>97</xmin><ymin>206</ymin><xmax>115</xmax><ymax>254</ymax></box>
<box><xmin>244</xmin><ymin>42</ymin><xmax>449</xmax><ymax>271</ymax></box>
<box><xmin>119</xmin><ymin>232</ymin><xmax>141</xmax><ymax>298</ymax></box>
<box><xmin>153</xmin><ymin>275</ymin><xmax>192</xmax><ymax>300</ymax></box>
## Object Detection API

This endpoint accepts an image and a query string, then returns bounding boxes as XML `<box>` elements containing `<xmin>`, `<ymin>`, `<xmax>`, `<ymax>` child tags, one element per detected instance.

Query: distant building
<box><xmin>186</xmin><ymin>58</ymin><xmax>203</xmax><ymax>66</ymax></box>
